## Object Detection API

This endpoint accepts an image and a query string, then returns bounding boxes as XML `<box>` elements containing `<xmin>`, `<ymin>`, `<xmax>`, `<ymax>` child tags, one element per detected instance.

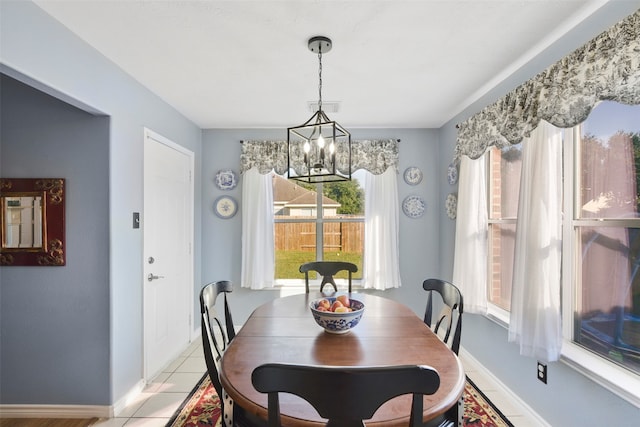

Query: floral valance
<box><xmin>240</xmin><ymin>139</ymin><xmax>399</xmax><ymax>176</ymax></box>
<box><xmin>455</xmin><ymin>9</ymin><xmax>640</xmax><ymax>161</ymax></box>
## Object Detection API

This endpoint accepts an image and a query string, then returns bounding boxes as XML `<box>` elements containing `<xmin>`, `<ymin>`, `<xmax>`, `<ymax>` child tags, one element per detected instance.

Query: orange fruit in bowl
<box><xmin>330</xmin><ymin>300</ymin><xmax>344</xmax><ymax>312</ymax></box>
<box><xmin>336</xmin><ymin>295</ymin><xmax>350</xmax><ymax>307</ymax></box>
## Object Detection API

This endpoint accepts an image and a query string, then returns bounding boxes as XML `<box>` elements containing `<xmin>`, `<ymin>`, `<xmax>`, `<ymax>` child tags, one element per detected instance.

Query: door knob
<box><xmin>147</xmin><ymin>273</ymin><xmax>165</xmax><ymax>282</ymax></box>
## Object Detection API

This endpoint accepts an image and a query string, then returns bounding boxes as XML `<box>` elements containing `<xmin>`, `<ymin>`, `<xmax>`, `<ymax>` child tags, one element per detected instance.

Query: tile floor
<box><xmin>92</xmin><ymin>339</ymin><xmax>546</xmax><ymax>427</ymax></box>
<box><xmin>93</xmin><ymin>340</ymin><xmax>206</xmax><ymax>427</ymax></box>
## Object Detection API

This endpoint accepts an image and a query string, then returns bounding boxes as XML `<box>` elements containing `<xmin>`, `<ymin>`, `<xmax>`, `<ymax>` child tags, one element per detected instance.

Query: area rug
<box><xmin>463</xmin><ymin>377</ymin><xmax>514</xmax><ymax>427</ymax></box>
<box><xmin>166</xmin><ymin>374</ymin><xmax>514</xmax><ymax>427</ymax></box>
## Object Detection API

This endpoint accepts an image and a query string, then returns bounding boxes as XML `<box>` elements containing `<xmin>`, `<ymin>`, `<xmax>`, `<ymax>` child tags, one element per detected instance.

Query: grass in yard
<box><xmin>276</xmin><ymin>250</ymin><xmax>363</xmax><ymax>279</ymax></box>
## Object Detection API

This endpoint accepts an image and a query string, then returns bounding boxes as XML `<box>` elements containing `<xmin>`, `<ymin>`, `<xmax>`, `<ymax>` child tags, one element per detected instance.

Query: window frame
<box><xmin>486</xmin><ymin>146</ymin><xmax>521</xmax><ymax>320</ymax></box>
<box><xmin>485</xmin><ymin>122</ymin><xmax>640</xmax><ymax>407</ymax></box>
<box><xmin>560</xmin><ymin>126</ymin><xmax>640</xmax><ymax>407</ymax></box>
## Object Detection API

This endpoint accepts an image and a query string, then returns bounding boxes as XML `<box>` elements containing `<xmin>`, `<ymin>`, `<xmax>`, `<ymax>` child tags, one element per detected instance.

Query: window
<box><xmin>487</xmin><ymin>102</ymin><xmax>640</xmax><ymax>395</ymax></box>
<box><xmin>488</xmin><ymin>144</ymin><xmax>522</xmax><ymax>312</ymax></box>
<box><xmin>570</xmin><ymin>102</ymin><xmax>640</xmax><ymax>377</ymax></box>
<box><xmin>240</xmin><ymin>138</ymin><xmax>399</xmax><ymax>291</ymax></box>
<box><xmin>273</xmin><ymin>172</ymin><xmax>365</xmax><ymax>284</ymax></box>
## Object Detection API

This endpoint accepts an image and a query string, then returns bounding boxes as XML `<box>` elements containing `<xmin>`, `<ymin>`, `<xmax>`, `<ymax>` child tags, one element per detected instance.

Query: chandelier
<box><xmin>287</xmin><ymin>36</ymin><xmax>351</xmax><ymax>183</ymax></box>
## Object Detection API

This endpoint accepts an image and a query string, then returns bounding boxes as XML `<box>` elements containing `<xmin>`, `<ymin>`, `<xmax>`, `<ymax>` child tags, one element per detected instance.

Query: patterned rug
<box><xmin>463</xmin><ymin>377</ymin><xmax>514</xmax><ymax>427</ymax></box>
<box><xmin>166</xmin><ymin>374</ymin><xmax>514</xmax><ymax>427</ymax></box>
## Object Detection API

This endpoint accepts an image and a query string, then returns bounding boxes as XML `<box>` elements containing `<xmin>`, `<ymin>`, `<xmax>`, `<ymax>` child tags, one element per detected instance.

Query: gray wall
<box><xmin>201</xmin><ymin>128</ymin><xmax>442</xmax><ymax>321</ymax></box>
<box><xmin>1</xmin><ymin>75</ymin><xmax>110</xmax><ymax>404</ymax></box>
<box><xmin>1</xmin><ymin>1</ymin><xmax>202</xmax><ymax>405</ymax></box>
<box><xmin>437</xmin><ymin>2</ymin><xmax>640</xmax><ymax>426</ymax></box>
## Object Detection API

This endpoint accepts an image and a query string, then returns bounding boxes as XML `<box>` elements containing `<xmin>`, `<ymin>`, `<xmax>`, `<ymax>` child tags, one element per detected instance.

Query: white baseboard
<box><xmin>459</xmin><ymin>347</ymin><xmax>551</xmax><ymax>427</ymax></box>
<box><xmin>0</xmin><ymin>378</ymin><xmax>147</xmax><ymax>419</ymax></box>
<box><xmin>0</xmin><ymin>404</ymin><xmax>111</xmax><ymax>418</ymax></box>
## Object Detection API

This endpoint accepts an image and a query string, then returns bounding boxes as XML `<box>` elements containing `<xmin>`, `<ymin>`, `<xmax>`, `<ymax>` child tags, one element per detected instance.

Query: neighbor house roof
<box><xmin>272</xmin><ymin>174</ymin><xmax>339</xmax><ymax>207</ymax></box>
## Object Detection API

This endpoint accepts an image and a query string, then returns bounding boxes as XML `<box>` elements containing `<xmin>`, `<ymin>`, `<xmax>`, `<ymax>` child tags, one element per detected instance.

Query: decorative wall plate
<box><xmin>215</xmin><ymin>170</ymin><xmax>238</xmax><ymax>190</ymax></box>
<box><xmin>447</xmin><ymin>162</ymin><xmax>458</xmax><ymax>185</ymax></box>
<box><xmin>403</xmin><ymin>166</ymin><xmax>423</xmax><ymax>185</ymax></box>
<box><xmin>446</xmin><ymin>193</ymin><xmax>457</xmax><ymax>220</ymax></box>
<box><xmin>214</xmin><ymin>196</ymin><xmax>238</xmax><ymax>219</ymax></box>
<box><xmin>402</xmin><ymin>195</ymin><xmax>426</xmax><ymax>218</ymax></box>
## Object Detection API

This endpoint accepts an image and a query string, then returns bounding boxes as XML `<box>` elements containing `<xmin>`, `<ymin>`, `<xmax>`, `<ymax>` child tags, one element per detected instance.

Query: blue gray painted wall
<box><xmin>1</xmin><ymin>0</ymin><xmax>202</xmax><ymax>405</ymax></box>
<box><xmin>1</xmin><ymin>75</ymin><xmax>110</xmax><ymax>404</ymax></box>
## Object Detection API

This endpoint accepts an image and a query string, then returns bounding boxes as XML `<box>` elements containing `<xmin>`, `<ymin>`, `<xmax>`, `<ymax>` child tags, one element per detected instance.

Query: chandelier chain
<box><xmin>317</xmin><ymin>50</ymin><xmax>323</xmax><ymax>112</ymax></box>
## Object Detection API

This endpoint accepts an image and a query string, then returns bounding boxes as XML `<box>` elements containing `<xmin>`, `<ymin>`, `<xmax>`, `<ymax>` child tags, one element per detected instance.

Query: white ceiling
<box><xmin>33</xmin><ymin>0</ymin><xmax>606</xmax><ymax>129</ymax></box>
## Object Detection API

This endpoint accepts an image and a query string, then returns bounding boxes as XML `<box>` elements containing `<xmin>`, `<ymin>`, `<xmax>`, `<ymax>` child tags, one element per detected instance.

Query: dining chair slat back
<box><xmin>299</xmin><ymin>261</ymin><xmax>358</xmax><ymax>293</ymax></box>
<box><xmin>422</xmin><ymin>278</ymin><xmax>464</xmax><ymax>355</ymax></box>
<box><xmin>252</xmin><ymin>363</ymin><xmax>440</xmax><ymax>427</ymax></box>
<box><xmin>201</xmin><ymin>280</ymin><xmax>255</xmax><ymax>427</ymax></box>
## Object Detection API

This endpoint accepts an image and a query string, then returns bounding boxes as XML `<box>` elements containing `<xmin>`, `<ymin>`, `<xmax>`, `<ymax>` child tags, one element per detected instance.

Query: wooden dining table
<box><xmin>220</xmin><ymin>292</ymin><xmax>465</xmax><ymax>427</ymax></box>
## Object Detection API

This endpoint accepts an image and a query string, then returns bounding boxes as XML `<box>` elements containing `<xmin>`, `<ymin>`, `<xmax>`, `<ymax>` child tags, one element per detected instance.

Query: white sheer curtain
<box><xmin>508</xmin><ymin>121</ymin><xmax>564</xmax><ymax>362</ymax></box>
<box><xmin>240</xmin><ymin>168</ymin><xmax>275</xmax><ymax>289</ymax></box>
<box><xmin>452</xmin><ymin>154</ymin><xmax>488</xmax><ymax>314</ymax></box>
<box><xmin>362</xmin><ymin>167</ymin><xmax>401</xmax><ymax>290</ymax></box>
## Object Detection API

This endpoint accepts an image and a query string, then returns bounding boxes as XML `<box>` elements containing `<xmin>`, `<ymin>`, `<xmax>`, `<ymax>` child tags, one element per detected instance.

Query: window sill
<box><xmin>274</xmin><ymin>279</ymin><xmax>362</xmax><ymax>289</ymax></box>
<box><xmin>266</xmin><ymin>280</ymin><xmax>363</xmax><ymax>297</ymax></box>
<box><xmin>486</xmin><ymin>303</ymin><xmax>509</xmax><ymax>328</ymax></box>
<box><xmin>560</xmin><ymin>342</ymin><xmax>640</xmax><ymax>408</ymax></box>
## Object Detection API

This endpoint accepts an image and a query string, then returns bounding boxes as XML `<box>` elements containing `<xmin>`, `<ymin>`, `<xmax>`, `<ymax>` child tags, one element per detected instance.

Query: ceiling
<box><xmin>33</xmin><ymin>0</ymin><xmax>605</xmax><ymax>129</ymax></box>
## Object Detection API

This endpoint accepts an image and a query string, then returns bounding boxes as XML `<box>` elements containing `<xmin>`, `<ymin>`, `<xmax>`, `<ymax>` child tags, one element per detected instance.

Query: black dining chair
<box><xmin>200</xmin><ymin>281</ymin><xmax>265</xmax><ymax>427</ymax></box>
<box><xmin>422</xmin><ymin>278</ymin><xmax>464</xmax><ymax>356</ymax></box>
<box><xmin>252</xmin><ymin>363</ymin><xmax>441</xmax><ymax>427</ymax></box>
<box><xmin>299</xmin><ymin>261</ymin><xmax>358</xmax><ymax>293</ymax></box>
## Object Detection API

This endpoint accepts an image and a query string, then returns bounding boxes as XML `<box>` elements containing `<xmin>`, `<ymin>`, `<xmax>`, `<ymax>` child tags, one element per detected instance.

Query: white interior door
<box><xmin>143</xmin><ymin>128</ymin><xmax>194</xmax><ymax>380</ymax></box>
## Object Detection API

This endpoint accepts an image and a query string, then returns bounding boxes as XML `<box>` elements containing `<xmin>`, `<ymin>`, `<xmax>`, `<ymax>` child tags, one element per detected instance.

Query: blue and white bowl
<box><xmin>309</xmin><ymin>297</ymin><xmax>365</xmax><ymax>334</ymax></box>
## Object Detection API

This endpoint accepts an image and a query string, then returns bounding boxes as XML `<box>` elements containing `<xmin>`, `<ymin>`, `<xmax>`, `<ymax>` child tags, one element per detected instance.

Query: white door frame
<box><xmin>142</xmin><ymin>127</ymin><xmax>195</xmax><ymax>381</ymax></box>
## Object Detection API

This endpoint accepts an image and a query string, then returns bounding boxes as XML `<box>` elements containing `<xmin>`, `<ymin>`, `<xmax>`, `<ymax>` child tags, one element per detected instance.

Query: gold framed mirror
<box><xmin>0</xmin><ymin>178</ymin><xmax>66</xmax><ymax>266</ymax></box>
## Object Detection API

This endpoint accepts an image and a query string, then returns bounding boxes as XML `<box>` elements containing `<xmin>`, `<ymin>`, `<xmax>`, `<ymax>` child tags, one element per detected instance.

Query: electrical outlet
<box><xmin>537</xmin><ymin>362</ymin><xmax>547</xmax><ymax>384</ymax></box>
